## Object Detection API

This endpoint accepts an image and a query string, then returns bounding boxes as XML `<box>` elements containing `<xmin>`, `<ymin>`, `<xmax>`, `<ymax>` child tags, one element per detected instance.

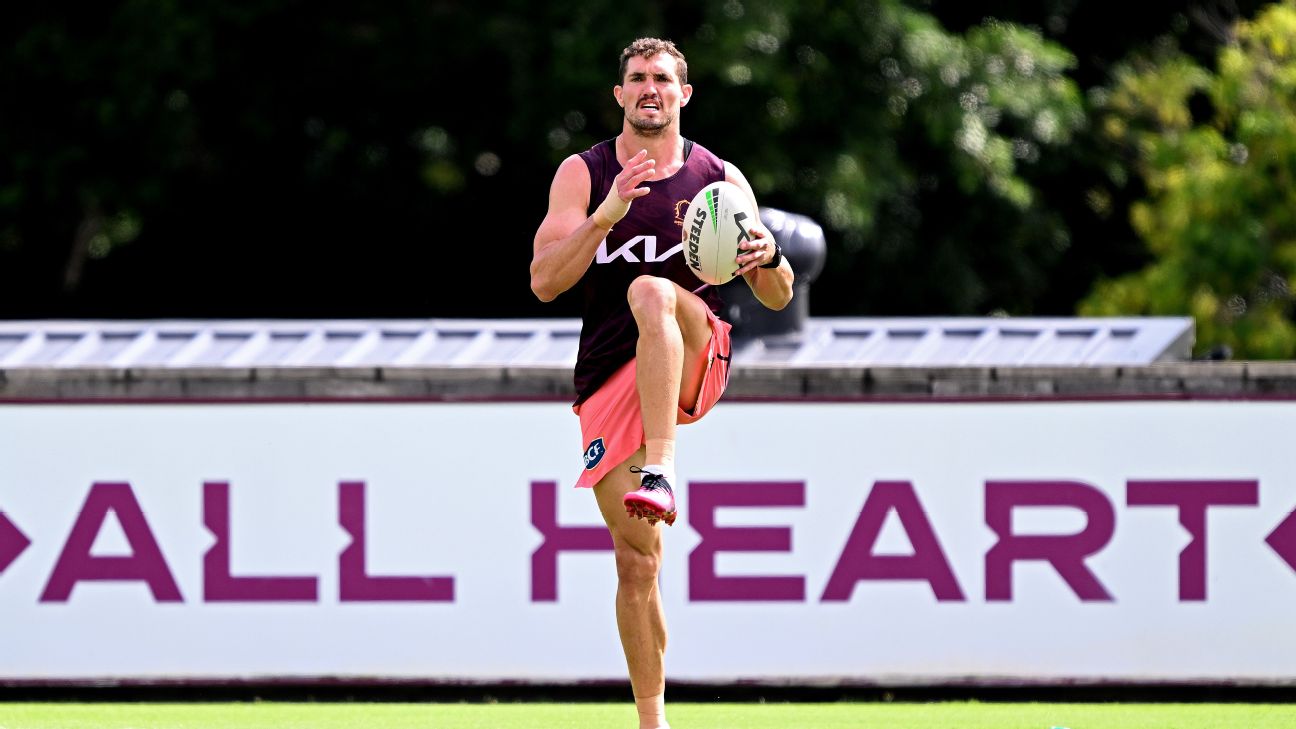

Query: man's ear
<box><xmin>613</xmin><ymin>85</ymin><xmax>625</xmax><ymax>108</ymax></box>
<box><xmin>679</xmin><ymin>83</ymin><xmax>693</xmax><ymax>107</ymax></box>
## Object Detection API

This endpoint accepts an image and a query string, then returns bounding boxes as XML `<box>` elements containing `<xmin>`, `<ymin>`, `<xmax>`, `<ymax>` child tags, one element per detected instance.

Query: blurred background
<box><xmin>3</xmin><ymin>0</ymin><xmax>1293</xmax><ymax>357</ymax></box>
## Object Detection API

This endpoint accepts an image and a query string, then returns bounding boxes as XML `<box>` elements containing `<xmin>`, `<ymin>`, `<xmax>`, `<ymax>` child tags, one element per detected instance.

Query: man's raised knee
<box><xmin>627</xmin><ymin>275</ymin><xmax>677</xmax><ymax>319</ymax></box>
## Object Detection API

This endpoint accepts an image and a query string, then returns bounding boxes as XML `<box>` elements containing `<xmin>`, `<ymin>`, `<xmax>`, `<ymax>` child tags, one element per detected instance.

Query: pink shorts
<box><xmin>573</xmin><ymin>309</ymin><xmax>732</xmax><ymax>489</ymax></box>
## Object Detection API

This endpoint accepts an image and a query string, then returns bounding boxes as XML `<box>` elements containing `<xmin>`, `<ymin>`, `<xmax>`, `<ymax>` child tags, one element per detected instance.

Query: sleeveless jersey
<box><xmin>573</xmin><ymin>138</ymin><xmax>727</xmax><ymax>406</ymax></box>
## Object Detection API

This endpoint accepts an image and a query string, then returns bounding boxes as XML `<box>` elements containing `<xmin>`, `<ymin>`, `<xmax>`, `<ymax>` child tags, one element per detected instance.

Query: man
<box><xmin>529</xmin><ymin>37</ymin><xmax>793</xmax><ymax>729</ymax></box>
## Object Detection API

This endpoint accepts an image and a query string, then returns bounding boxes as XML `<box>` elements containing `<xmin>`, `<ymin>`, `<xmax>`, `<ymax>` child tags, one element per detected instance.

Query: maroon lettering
<box><xmin>1266</xmin><ymin>507</ymin><xmax>1296</xmax><ymax>575</ymax></box>
<box><xmin>40</xmin><ymin>482</ymin><xmax>182</xmax><ymax>603</ymax></box>
<box><xmin>338</xmin><ymin>481</ymin><xmax>454</xmax><ymax>601</ymax></box>
<box><xmin>985</xmin><ymin>480</ymin><xmax>1115</xmax><ymax>602</ymax></box>
<box><xmin>0</xmin><ymin>511</ymin><xmax>31</xmax><ymax>577</ymax></box>
<box><xmin>821</xmin><ymin>481</ymin><xmax>965</xmax><ymax>602</ymax></box>
<box><xmin>530</xmin><ymin>480</ymin><xmax>613</xmax><ymax>601</ymax></box>
<box><xmin>203</xmin><ymin>481</ymin><xmax>317</xmax><ymax>602</ymax></box>
<box><xmin>689</xmin><ymin>481</ymin><xmax>805</xmax><ymax>602</ymax></box>
<box><xmin>1127</xmin><ymin>479</ymin><xmax>1259</xmax><ymax>600</ymax></box>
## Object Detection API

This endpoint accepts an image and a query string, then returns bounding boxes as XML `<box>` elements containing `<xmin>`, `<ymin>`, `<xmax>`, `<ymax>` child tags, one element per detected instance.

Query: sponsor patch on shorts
<box><xmin>583</xmin><ymin>437</ymin><xmax>606</xmax><ymax>470</ymax></box>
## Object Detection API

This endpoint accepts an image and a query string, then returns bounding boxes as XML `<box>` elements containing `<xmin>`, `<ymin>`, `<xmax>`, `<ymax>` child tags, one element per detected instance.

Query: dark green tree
<box><xmin>678</xmin><ymin>1</ymin><xmax>1085</xmax><ymax>315</ymax></box>
<box><xmin>1</xmin><ymin>0</ymin><xmax>1276</xmax><ymax>337</ymax></box>
<box><xmin>1081</xmin><ymin>0</ymin><xmax>1296</xmax><ymax>358</ymax></box>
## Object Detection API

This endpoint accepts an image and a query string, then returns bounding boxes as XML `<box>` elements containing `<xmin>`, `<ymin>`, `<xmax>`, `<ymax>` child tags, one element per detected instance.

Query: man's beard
<box><xmin>627</xmin><ymin>109</ymin><xmax>674</xmax><ymax>137</ymax></box>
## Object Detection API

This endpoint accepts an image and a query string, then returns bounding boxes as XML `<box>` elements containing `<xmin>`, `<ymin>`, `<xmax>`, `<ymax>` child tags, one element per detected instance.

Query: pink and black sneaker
<box><xmin>624</xmin><ymin>467</ymin><xmax>677</xmax><ymax>526</ymax></box>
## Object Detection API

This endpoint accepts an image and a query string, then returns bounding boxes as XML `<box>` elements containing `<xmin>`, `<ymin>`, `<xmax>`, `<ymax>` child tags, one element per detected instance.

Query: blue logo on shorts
<box><xmin>583</xmin><ymin>438</ymin><xmax>606</xmax><ymax>470</ymax></box>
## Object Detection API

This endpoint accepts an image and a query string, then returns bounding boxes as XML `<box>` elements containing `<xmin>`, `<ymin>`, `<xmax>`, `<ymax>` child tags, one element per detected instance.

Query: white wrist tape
<box><xmin>592</xmin><ymin>184</ymin><xmax>631</xmax><ymax>229</ymax></box>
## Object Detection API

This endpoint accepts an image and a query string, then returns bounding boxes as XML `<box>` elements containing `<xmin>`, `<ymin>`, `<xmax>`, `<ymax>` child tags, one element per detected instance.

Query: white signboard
<box><xmin>2</xmin><ymin>400</ymin><xmax>1295</xmax><ymax>684</ymax></box>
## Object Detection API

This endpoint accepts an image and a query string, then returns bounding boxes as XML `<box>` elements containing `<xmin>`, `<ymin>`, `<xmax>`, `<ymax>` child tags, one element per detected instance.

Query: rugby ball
<box><xmin>682</xmin><ymin>180</ymin><xmax>758</xmax><ymax>286</ymax></box>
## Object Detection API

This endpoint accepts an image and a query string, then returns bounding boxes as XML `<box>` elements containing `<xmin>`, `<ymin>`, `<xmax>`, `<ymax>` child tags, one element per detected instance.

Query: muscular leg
<box><xmin>595</xmin><ymin>446</ymin><xmax>669</xmax><ymax>728</ymax></box>
<box><xmin>603</xmin><ymin>276</ymin><xmax>710</xmax><ymax>725</ymax></box>
<box><xmin>626</xmin><ymin>276</ymin><xmax>715</xmax><ymax>470</ymax></box>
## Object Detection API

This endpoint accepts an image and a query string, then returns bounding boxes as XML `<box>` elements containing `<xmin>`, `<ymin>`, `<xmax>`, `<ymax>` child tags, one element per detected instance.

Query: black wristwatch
<box><xmin>759</xmin><ymin>242</ymin><xmax>783</xmax><ymax>269</ymax></box>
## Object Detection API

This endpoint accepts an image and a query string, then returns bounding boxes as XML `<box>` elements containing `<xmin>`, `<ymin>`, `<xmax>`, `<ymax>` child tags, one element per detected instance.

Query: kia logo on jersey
<box><xmin>595</xmin><ymin>235</ymin><xmax>684</xmax><ymax>264</ymax></box>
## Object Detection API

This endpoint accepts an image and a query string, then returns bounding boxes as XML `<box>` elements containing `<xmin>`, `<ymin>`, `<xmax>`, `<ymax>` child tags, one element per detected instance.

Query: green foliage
<box><xmin>0</xmin><ymin>1</ymin><xmax>697</xmax><ymax>316</ymax></box>
<box><xmin>1</xmin><ymin>1</ymin><xmax>1268</xmax><ymax>330</ymax></box>
<box><xmin>1083</xmin><ymin>1</ymin><xmax>1296</xmax><ymax>358</ymax></box>
<box><xmin>681</xmin><ymin>1</ymin><xmax>1086</xmax><ymax>314</ymax></box>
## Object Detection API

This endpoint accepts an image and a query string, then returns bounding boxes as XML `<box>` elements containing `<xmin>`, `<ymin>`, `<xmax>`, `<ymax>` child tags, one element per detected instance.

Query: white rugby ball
<box><xmin>682</xmin><ymin>180</ymin><xmax>758</xmax><ymax>286</ymax></box>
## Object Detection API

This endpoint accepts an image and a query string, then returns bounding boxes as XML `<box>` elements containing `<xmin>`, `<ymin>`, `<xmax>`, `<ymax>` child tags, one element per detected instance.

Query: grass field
<box><xmin>1</xmin><ymin>702</ymin><xmax>1295</xmax><ymax>729</ymax></box>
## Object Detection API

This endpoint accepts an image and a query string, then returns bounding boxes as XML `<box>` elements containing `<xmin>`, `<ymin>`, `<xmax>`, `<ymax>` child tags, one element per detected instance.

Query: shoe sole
<box><xmin>624</xmin><ymin>498</ymin><xmax>677</xmax><ymax>526</ymax></box>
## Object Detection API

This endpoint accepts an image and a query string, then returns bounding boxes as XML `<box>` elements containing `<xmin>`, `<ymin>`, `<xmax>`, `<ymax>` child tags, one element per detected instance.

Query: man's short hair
<box><xmin>618</xmin><ymin>37</ymin><xmax>688</xmax><ymax>86</ymax></box>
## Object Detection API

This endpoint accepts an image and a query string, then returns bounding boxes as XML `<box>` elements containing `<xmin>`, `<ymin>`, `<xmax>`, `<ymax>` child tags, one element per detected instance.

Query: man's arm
<box><xmin>530</xmin><ymin>150</ymin><xmax>654</xmax><ymax>302</ymax></box>
<box><xmin>725</xmin><ymin>162</ymin><xmax>794</xmax><ymax>311</ymax></box>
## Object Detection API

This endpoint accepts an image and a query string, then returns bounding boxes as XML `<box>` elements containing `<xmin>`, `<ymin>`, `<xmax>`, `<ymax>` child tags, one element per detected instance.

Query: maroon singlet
<box><xmin>572</xmin><ymin>138</ymin><xmax>727</xmax><ymax>406</ymax></box>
